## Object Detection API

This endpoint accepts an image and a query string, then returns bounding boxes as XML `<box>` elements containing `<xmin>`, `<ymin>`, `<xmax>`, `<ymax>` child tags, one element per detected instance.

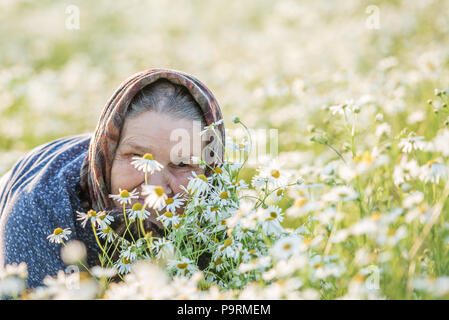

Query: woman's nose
<box><xmin>145</xmin><ymin>168</ymin><xmax>172</xmax><ymax>195</ymax></box>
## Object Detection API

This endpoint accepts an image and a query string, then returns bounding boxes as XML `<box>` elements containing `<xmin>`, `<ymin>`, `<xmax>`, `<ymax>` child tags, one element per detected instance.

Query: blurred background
<box><xmin>1</xmin><ymin>0</ymin><xmax>448</xmax><ymax>175</ymax></box>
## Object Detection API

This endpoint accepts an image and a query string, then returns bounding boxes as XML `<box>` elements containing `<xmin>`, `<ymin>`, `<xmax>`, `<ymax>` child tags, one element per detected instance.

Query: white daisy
<box><xmin>186</xmin><ymin>172</ymin><xmax>210</xmax><ymax>196</ymax></box>
<box><xmin>217</xmin><ymin>237</ymin><xmax>242</xmax><ymax>260</ymax></box>
<box><xmin>109</xmin><ymin>188</ymin><xmax>139</xmax><ymax>205</ymax></box>
<box><xmin>164</xmin><ymin>193</ymin><xmax>185</xmax><ymax>213</ymax></box>
<box><xmin>97</xmin><ymin>225</ymin><xmax>116</xmax><ymax>243</ymax></box>
<box><xmin>271</xmin><ymin>235</ymin><xmax>302</xmax><ymax>260</ymax></box>
<box><xmin>252</xmin><ymin>161</ymin><xmax>290</xmax><ymax>190</ymax></box>
<box><xmin>419</xmin><ymin>160</ymin><xmax>448</xmax><ymax>184</ymax></box>
<box><xmin>131</xmin><ymin>153</ymin><xmax>164</xmax><ymax>174</ymax></box>
<box><xmin>199</xmin><ymin>119</ymin><xmax>224</xmax><ymax>136</ymax></box>
<box><xmin>153</xmin><ymin>238</ymin><xmax>175</xmax><ymax>260</ymax></box>
<box><xmin>76</xmin><ymin>210</ymin><xmax>114</xmax><ymax>228</ymax></box>
<box><xmin>157</xmin><ymin>210</ymin><xmax>181</xmax><ymax>228</ymax></box>
<box><xmin>399</xmin><ymin>134</ymin><xmax>426</xmax><ymax>153</ymax></box>
<box><xmin>259</xmin><ymin>205</ymin><xmax>285</xmax><ymax>236</ymax></box>
<box><xmin>96</xmin><ymin>211</ymin><xmax>114</xmax><ymax>228</ymax></box>
<box><xmin>47</xmin><ymin>227</ymin><xmax>72</xmax><ymax>244</ymax></box>
<box><xmin>126</xmin><ymin>202</ymin><xmax>151</xmax><ymax>221</ymax></box>
<box><xmin>169</xmin><ymin>257</ymin><xmax>198</xmax><ymax>276</ymax></box>
<box><xmin>115</xmin><ymin>256</ymin><xmax>132</xmax><ymax>274</ymax></box>
<box><xmin>76</xmin><ymin>209</ymin><xmax>98</xmax><ymax>228</ymax></box>
<box><xmin>142</xmin><ymin>185</ymin><xmax>168</xmax><ymax>210</ymax></box>
<box><xmin>321</xmin><ymin>186</ymin><xmax>359</xmax><ymax>203</ymax></box>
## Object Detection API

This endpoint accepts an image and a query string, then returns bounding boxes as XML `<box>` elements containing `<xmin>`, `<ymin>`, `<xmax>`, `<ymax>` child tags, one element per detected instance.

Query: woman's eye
<box><xmin>177</xmin><ymin>161</ymin><xmax>187</xmax><ymax>168</ymax></box>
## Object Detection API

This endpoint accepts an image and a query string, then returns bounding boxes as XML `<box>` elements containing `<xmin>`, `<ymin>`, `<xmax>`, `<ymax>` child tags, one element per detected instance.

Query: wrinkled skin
<box><xmin>110</xmin><ymin>111</ymin><xmax>205</xmax><ymax>227</ymax></box>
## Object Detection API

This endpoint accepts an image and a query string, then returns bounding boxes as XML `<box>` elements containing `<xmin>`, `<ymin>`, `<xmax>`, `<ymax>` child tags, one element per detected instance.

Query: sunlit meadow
<box><xmin>1</xmin><ymin>0</ymin><xmax>449</xmax><ymax>299</ymax></box>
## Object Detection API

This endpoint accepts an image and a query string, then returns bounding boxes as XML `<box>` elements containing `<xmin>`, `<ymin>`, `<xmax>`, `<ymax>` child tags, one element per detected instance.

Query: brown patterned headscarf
<box><xmin>78</xmin><ymin>68</ymin><xmax>225</xmax><ymax>216</ymax></box>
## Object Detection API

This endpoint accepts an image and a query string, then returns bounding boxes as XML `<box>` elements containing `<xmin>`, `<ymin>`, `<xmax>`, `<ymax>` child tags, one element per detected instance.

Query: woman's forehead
<box><xmin>119</xmin><ymin>111</ymin><xmax>205</xmax><ymax>159</ymax></box>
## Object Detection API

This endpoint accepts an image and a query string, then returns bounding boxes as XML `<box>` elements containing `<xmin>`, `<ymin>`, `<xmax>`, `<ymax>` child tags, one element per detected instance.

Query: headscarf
<box><xmin>78</xmin><ymin>68</ymin><xmax>225</xmax><ymax>221</ymax></box>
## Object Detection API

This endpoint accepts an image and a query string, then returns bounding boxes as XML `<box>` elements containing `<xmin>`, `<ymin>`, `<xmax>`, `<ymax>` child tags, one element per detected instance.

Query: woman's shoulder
<box><xmin>0</xmin><ymin>134</ymin><xmax>92</xmax><ymax>216</ymax></box>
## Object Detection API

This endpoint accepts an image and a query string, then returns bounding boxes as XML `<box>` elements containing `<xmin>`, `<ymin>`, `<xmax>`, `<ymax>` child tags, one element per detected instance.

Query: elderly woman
<box><xmin>0</xmin><ymin>68</ymin><xmax>225</xmax><ymax>288</ymax></box>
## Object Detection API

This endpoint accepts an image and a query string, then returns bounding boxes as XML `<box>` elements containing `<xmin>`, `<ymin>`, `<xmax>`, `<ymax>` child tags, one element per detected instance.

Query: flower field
<box><xmin>2</xmin><ymin>0</ymin><xmax>449</xmax><ymax>299</ymax></box>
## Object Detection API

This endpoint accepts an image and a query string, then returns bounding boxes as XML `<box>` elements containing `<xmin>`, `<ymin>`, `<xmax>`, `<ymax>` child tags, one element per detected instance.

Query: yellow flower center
<box><xmin>173</xmin><ymin>223</ymin><xmax>181</xmax><ymax>229</ymax></box>
<box><xmin>177</xmin><ymin>263</ymin><xmax>188</xmax><ymax>269</ymax></box>
<box><xmin>219</xmin><ymin>191</ymin><xmax>229</xmax><ymax>199</ymax></box>
<box><xmin>295</xmin><ymin>198</ymin><xmax>308</xmax><ymax>207</ymax></box>
<box><xmin>426</xmin><ymin>159</ymin><xmax>439</xmax><ymax>166</ymax></box>
<box><xmin>132</xmin><ymin>203</ymin><xmax>143</xmax><ymax>211</ymax></box>
<box><xmin>143</xmin><ymin>153</ymin><xmax>154</xmax><ymax>160</ymax></box>
<box><xmin>283</xmin><ymin>243</ymin><xmax>292</xmax><ymax>250</ymax></box>
<box><xmin>224</xmin><ymin>238</ymin><xmax>232</xmax><ymax>247</ymax></box>
<box><xmin>164</xmin><ymin>211</ymin><xmax>173</xmax><ymax>218</ymax></box>
<box><xmin>210</xmin><ymin>207</ymin><xmax>219</xmax><ymax>212</ymax></box>
<box><xmin>197</xmin><ymin>174</ymin><xmax>208</xmax><ymax>183</ymax></box>
<box><xmin>370</xmin><ymin>212</ymin><xmax>381</xmax><ymax>221</ymax></box>
<box><xmin>154</xmin><ymin>186</ymin><xmax>164</xmax><ymax>197</ymax></box>
<box><xmin>387</xmin><ymin>228</ymin><xmax>396</xmax><ymax>236</ymax></box>
<box><xmin>122</xmin><ymin>257</ymin><xmax>130</xmax><ymax>264</ymax></box>
<box><xmin>102</xmin><ymin>226</ymin><xmax>111</xmax><ymax>234</ymax></box>
<box><xmin>87</xmin><ymin>209</ymin><xmax>97</xmax><ymax>217</ymax></box>
<box><xmin>53</xmin><ymin>228</ymin><xmax>63</xmax><ymax>235</ymax></box>
<box><xmin>354</xmin><ymin>151</ymin><xmax>374</xmax><ymax>164</ymax></box>
<box><xmin>119</xmin><ymin>190</ymin><xmax>130</xmax><ymax>198</ymax></box>
<box><xmin>271</xmin><ymin>169</ymin><xmax>280</xmax><ymax>179</ymax></box>
<box><xmin>266</xmin><ymin>211</ymin><xmax>279</xmax><ymax>221</ymax></box>
<box><xmin>276</xmin><ymin>189</ymin><xmax>284</xmax><ymax>196</ymax></box>
<box><xmin>166</xmin><ymin>198</ymin><xmax>174</xmax><ymax>205</ymax></box>
<box><xmin>214</xmin><ymin>167</ymin><xmax>223</xmax><ymax>174</ymax></box>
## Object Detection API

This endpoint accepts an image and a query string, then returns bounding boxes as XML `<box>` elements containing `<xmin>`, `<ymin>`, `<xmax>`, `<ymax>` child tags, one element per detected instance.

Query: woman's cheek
<box><xmin>170</xmin><ymin>171</ymin><xmax>192</xmax><ymax>194</ymax></box>
<box><xmin>111</xmin><ymin>160</ymin><xmax>143</xmax><ymax>193</ymax></box>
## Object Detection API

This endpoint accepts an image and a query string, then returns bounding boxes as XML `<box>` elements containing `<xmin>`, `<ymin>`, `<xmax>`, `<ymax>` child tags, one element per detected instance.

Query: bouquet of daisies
<box><xmin>68</xmin><ymin>118</ymin><xmax>298</xmax><ymax>290</ymax></box>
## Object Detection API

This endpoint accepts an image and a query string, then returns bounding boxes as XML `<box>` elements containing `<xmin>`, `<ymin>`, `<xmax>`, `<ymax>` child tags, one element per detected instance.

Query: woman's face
<box><xmin>110</xmin><ymin>110</ymin><xmax>205</xmax><ymax>208</ymax></box>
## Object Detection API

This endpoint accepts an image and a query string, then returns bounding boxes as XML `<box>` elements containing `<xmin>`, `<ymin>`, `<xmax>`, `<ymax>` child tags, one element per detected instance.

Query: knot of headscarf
<box><xmin>78</xmin><ymin>68</ymin><xmax>225</xmax><ymax>238</ymax></box>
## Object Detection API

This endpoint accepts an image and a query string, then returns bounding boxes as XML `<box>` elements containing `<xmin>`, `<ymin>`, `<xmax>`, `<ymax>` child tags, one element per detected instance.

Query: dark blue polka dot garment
<box><xmin>0</xmin><ymin>134</ymin><xmax>100</xmax><ymax>288</ymax></box>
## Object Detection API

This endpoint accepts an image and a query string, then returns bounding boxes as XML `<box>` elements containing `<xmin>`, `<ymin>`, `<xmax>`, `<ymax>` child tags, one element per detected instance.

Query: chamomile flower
<box><xmin>76</xmin><ymin>209</ymin><xmax>113</xmax><ymax>228</ymax></box>
<box><xmin>271</xmin><ymin>235</ymin><xmax>302</xmax><ymax>260</ymax></box>
<box><xmin>122</xmin><ymin>244</ymin><xmax>138</xmax><ymax>262</ymax></box>
<box><xmin>196</xmin><ymin>229</ymin><xmax>210</xmax><ymax>244</ymax></box>
<box><xmin>252</xmin><ymin>161</ymin><xmax>290</xmax><ymax>190</ymax></box>
<box><xmin>200</xmin><ymin>119</ymin><xmax>225</xmax><ymax>136</ymax></box>
<box><xmin>131</xmin><ymin>153</ymin><xmax>164</xmax><ymax>174</ymax></box>
<box><xmin>419</xmin><ymin>160</ymin><xmax>448</xmax><ymax>184</ymax></box>
<box><xmin>126</xmin><ymin>202</ymin><xmax>151</xmax><ymax>221</ymax></box>
<box><xmin>212</xmin><ymin>189</ymin><xmax>234</xmax><ymax>206</ymax></box>
<box><xmin>153</xmin><ymin>238</ymin><xmax>175</xmax><ymax>260</ymax></box>
<box><xmin>217</xmin><ymin>237</ymin><xmax>242</xmax><ymax>260</ymax></box>
<box><xmin>186</xmin><ymin>172</ymin><xmax>210</xmax><ymax>196</ymax></box>
<box><xmin>398</xmin><ymin>134</ymin><xmax>426</xmax><ymax>153</ymax></box>
<box><xmin>97</xmin><ymin>225</ymin><xmax>116</xmax><ymax>243</ymax></box>
<box><xmin>76</xmin><ymin>209</ymin><xmax>98</xmax><ymax>228</ymax></box>
<box><xmin>96</xmin><ymin>211</ymin><xmax>114</xmax><ymax>228</ymax></box>
<box><xmin>109</xmin><ymin>188</ymin><xmax>139</xmax><ymax>205</ymax></box>
<box><xmin>164</xmin><ymin>193</ymin><xmax>185</xmax><ymax>213</ymax></box>
<box><xmin>260</xmin><ymin>205</ymin><xmax>285</xmax><ymax>236</ymax></box>
<box><xmin>321</xmin><ymin>186</ymin><xmax>359</xmax><ymax>203</ymax></box>
<box><xmin>272</xmin><ymin>188</ymin><xmax>285</xmax><ymax>202</ymax></box>
<box><xmin>157</xmin><ymin>210</ymin><xmax>181</xmax><ymax>228</ymax></box>
<box><xmin>169</xmin><ymin>257</ymin><xmax>198</xmax><ymax>276</ymax></box>
<box><xmin>142</xmin><ymin>185</ymin><xmax>168</xmax><ymax>210</ymax></box>
<box><xmin>47</xmin><ymin>228</ymin><xmax>72</xmax><ymax>244</ymax></box>
<box><xmin>115</xmin><ymin>256</ymin><xmax>132</xmax><ymax>274</ymax></box>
